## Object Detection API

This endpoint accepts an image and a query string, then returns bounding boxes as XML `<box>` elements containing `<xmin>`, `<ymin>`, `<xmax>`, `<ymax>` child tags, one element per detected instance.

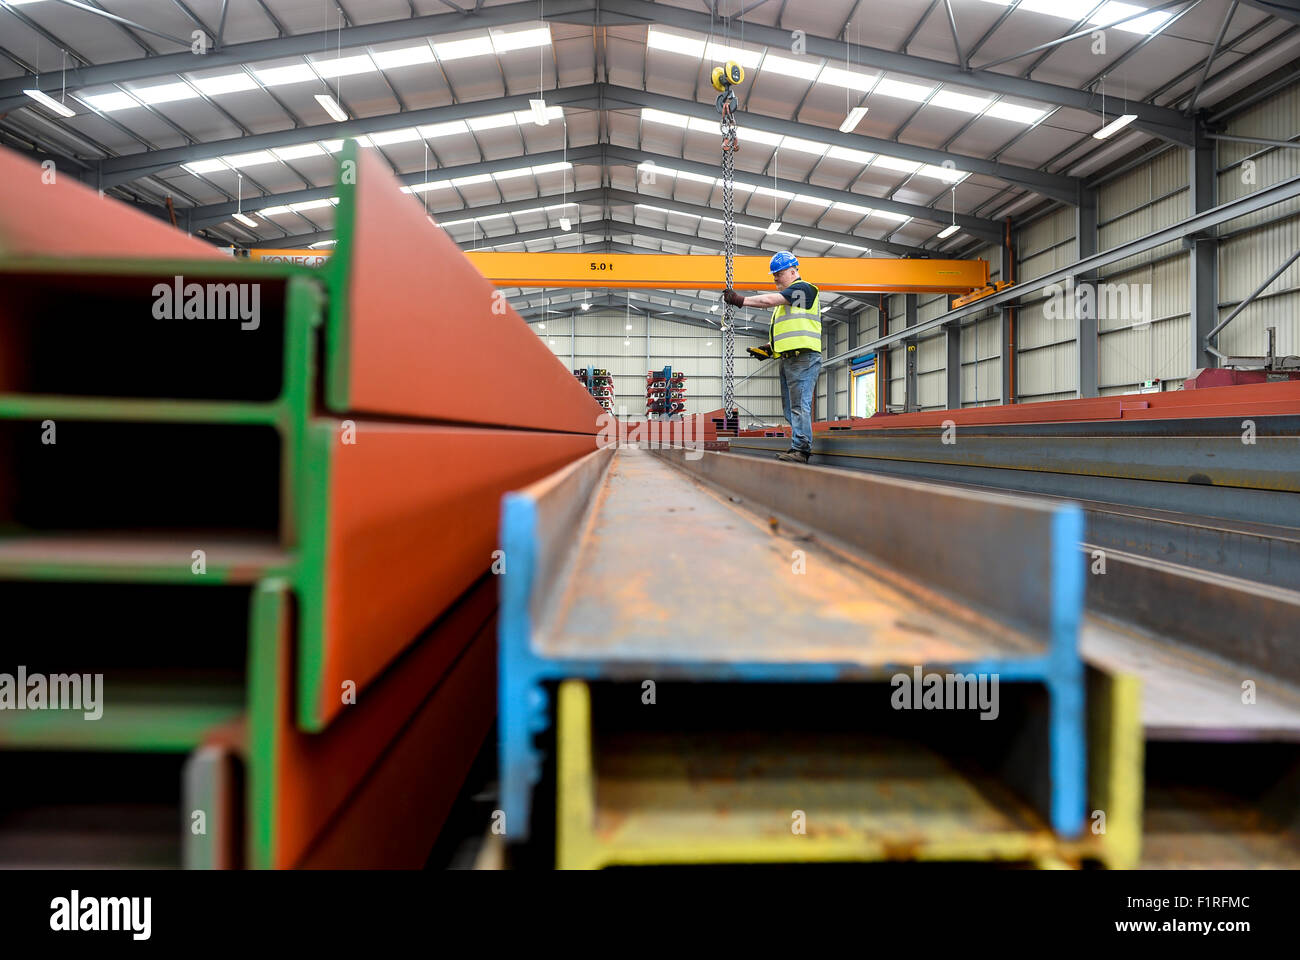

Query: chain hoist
<box><xmin>713</xmin><ymin>61</ymin><xmax>744</xmax><ymax>430</ymax></box>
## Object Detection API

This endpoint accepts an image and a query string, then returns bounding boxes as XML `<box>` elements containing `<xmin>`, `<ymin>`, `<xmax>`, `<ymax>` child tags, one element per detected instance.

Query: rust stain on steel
<box><xmin>542</xmin><ymin>446</ymin><xmax>1043</xmax><ymax>667</ymax></box>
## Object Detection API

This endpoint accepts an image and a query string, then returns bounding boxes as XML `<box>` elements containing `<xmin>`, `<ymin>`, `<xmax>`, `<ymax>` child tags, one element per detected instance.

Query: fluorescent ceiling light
<box><xmin>255</xmin><ymin>64</ymin><xmax>316</xmax><ymax>86</ymax></box>
<box><xmin>468</xmin><ymin>113</ymin><xmax>517</xmax><ymax>131</ymax></box>
<box><xmin>839</xmin><ymin>106</ymin><xmax>869</xmax><ymax>133</ymax></box>
<box><xmin>529</xmin><ymin>98</ymin><xmax>550</xmax><ymax>126</ymax></box>
<box><xmin>80</xmin><ymin>91</ymin><xmax>138</xmax><ymax>111</ymax></box>
<box><xmin>531</xmin><ymin>161</ymin><xmax>573</xmax><ymax>175</ymax></box>
<box><xmin>453</xmin><ymin>174</ymin><xmax>492</xmax><ymax>186</ymax></box>
<box><xmin>827</xmin><ymin>145</ymin><xmax>876</xmax><ymax>165</ymax></box>
<box><xmin>515</xmin><ymin>105</ymin><xmax>564</xmax><ymax>125</ymax></box>
<box><xmin>781</xmin><ymin>135</ymin><xmax>828</xmax><ymax>156</ymax></box>
<box><xmin>763</xmin><ymin>55</ymin><xmax>821</xmax><ymax>81</ymax></box>
<box><xmin>873</xmin><ymin>210</ymin><xmax>911</xmax><ymax>223</ymax></box>
<box><xmin>741</xmin><ymin>127</ymin><xmax>784</xmax><ymax>147</ymax></box>
<box><xmin>435</xmin><ymin>36</ymin><xmax>495</xmax><ymax>61</ymax></box>
<box><xmin>835</xmin><ymin>202</ymin><xmax>875</xmax><ymax>216</ymax></box>
<box><xmin>23</xmin><ymin>88</ymin><xmax>74</xmax><ymax>117</ymax></box>
<box><xmin>226</xmin><ymin>150</ymin><xmax>277</xmax><ymax>169</ymax></box>
<box><xmin>559</xmin><ymin>217</ymin><xmax>573</xmax><ymax>231</ymax></box>
<box><xmin>937</xmin><ymin>224</ymin><xmax>960</xmax><ymax>239</ymax></box>
<box><xmin>920</xmin><ymin>163</ymin><xmax>965</xmax><ymax>183</ymax></box>
<box><xmin>985</xmin><ymin>101</ymin><xmax>1047</xmax><ymax>124</ymax></box>
<box><xmin>192</xmin><ymin>73</ymin><xmax>258</xmax><ymax>95</ymax></box>
<box><xmin>874</xmin><ymin>77</ymin><xmax>935</xmax><ymax>103</ymax></box>
<box><xmin>871</xmin><ymin>155</ymin><xmax>922</xmax><ymax>175</ymax></box>
<box><xmin>368</xmin><ymin>128</ymin><xmax>422</xmax><ymax>146</ymax></box>
<box><xmin>183</xmin><ymin>158</ymin><xmax>229</xmax><ymax>175</ymax></box>
<box><xmin>976</xmin><ymin>0</ymin><xmax>1173</xmax><ymax>35</ymax></box>
<box><xmin>766</xmin><ymin>220</ymin><xmax>781</xmax><ymax>234</ymax></box>
<box><xmin>312</xmin><ymin>55</ymin><xmax>374</xmax><ymax>79</ymax></box>
<box><xmin>309</xmin><ymin>239</ymin><xmax>337</xmax><ymax>247</ymax></box>
<box><xmin>291</xmin><ymin>198</ymin><xmax>336</xmax><ymax>212</ymax></box>
<box><xmin>134</xmin><ymin>82</ymin><xmax>199</xmax><ymax>105</ymax></box>
<box><xmin>580</xmin><ymin>302</ymin><xmax>591</xmax><ymax>310</ymax></box>
<box><xmin>819</xmin><ymin>66</ymin><xmax>876</xmax><ymax>92</ymax></box>
<box><xmin>492</xmin><ymin>27</ymin><xmax>552</xmax><ymax>53</ymax></box>
<box><xmin>1093</xmin><ymin>113</ymin><xmax>1138</xmax><ymax>139</ymax></box>
<box><xmin>232</xmin><ymin>212</ymin><xmax>258</xmax><ymax>228</ymax></box>
<box><xmin>372</xmin><ymin>45</ymin><xmax>436</xmax><ymax>69</ymax></box>
<box><xmin>315</xmin><ymin>94</ymin><xmax>348</xmax><ymax>122</ymax></box>
<box><xmin>931</xmin><ymin>90</ymin><xmax>990</xmax><ymax>114</ymax></box>
<box><xmin>645</xmin><ymin>27</ymin><xmax>762</xmax><ymax>68</ymax></box>
<box><xmin>420</xmin><ymin>119</ymin><xmax>469</xmax><ymax>138</ymax></box>
<box><xmin>259</xmin><ymin>205</ymin><xmax>291</xmax><ymax>216</ymax></box>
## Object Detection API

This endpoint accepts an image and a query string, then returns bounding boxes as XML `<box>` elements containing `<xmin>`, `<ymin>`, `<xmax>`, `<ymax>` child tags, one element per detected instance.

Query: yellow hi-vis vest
<box><xmin>769</xmin><ymin>282</ymin><xmax>822</xmax><ymax>356</ymax></box>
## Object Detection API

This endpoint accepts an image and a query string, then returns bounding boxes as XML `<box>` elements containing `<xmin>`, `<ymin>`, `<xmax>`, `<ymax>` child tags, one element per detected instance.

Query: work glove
<box><xmin>746</xmin><ymin>344</ymin><xmax>774</xmax><ymax>360</ymax></box>
<box><xmin>721</xmin><ymin>288</ymin><xmax>746</xmax><ymax>307</ymax></box>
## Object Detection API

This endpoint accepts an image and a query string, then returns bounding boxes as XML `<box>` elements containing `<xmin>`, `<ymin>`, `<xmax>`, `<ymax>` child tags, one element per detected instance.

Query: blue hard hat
<box><xmin>769</xmin><ymin>251</ymin><xmax>798</xmax><ymax>275</ymax></box>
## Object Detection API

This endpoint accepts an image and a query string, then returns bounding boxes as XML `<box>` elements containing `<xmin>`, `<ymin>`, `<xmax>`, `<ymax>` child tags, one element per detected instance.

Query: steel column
<box><xmin>1077</xmin><ymin>187</ymin><xmax>1099</xmax><ymax>398</ymax></box>
<box><xmin>1190</xmin><ymin>128</ymin><xmax>1219</xmax><ymax>372</ymax></box>
<box><xmin>904</xmin><ymin>294</ymin><xmax>918</xmax><ymax>413</ymax></box>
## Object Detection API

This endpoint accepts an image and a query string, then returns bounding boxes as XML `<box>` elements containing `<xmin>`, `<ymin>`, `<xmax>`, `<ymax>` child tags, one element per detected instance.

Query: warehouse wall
<box><xmin>1215</xmin><ymin>81</ymin><xmax>1300</xmax><ymax>362</ymax></box>
<box><xmin>528</xmin><ymin>309</ymin><xmax>782</xmax><ymax>425</ymax></box>
<box><xmin>1015</xmin><ymin>205</ymin><xmax>1079</xmax><ymax>402</ymax></box>
<box><xmin>1007</xmin><ymin>78</ymin><xmax>1300</xmax><ymax>401</ymax></box>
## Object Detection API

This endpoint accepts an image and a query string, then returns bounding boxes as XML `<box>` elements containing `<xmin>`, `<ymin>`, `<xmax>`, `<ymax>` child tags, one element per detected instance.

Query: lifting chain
<box><xmin>719</xmin><ymin>90</ymin><xmax>739</xmax><ymax>429</ymax></box>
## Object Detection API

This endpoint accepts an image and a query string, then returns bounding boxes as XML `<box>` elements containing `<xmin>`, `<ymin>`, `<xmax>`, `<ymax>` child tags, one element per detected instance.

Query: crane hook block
<box><xmin>711</xmin><ymin>61</ymin><xmax>745</xmax><ymax>92</ymax></box>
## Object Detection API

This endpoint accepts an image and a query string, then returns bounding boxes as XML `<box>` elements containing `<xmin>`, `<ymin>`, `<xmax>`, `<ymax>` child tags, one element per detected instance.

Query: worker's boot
<box><xmin>777</xmin><ymin>449</ymin><xmax>810</xmax><ymax>463</ymax></box>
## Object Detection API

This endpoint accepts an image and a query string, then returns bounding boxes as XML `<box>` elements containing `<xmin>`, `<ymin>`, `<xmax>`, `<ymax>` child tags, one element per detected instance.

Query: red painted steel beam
<box><xmin>793</xmin><ymin>380</ymin><xmax>1300</xmax><ymax>433</ymax></box>
<box><xmin>299</xmin><ymin>420</ymin><xmax>595</xmax><ymax>731</ymax></box>
<box><xmin>325</xmin><ymin>143</ymin><xmax>603</xmax><ymax>432</ymax></box>
<box><xmin>295</xmin><ymin>616</ymin><xmax>497</xmax><ymax>869</ymax></box>
<box><xmin>249</xmin><ymin>575</ymin><xmax>496</xmax><ymax>869</ymax></box>
<box><xmin>0</xmin><ymin>147</ymin><xmax>221</xmax><ymax>260</ymax></box>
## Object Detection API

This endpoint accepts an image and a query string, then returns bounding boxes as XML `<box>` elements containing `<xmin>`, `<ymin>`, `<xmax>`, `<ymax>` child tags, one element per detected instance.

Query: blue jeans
<box><xmin>779</xmin><ymin>351</ymin><xmax>821</xmax><ymax>453</ymax></box>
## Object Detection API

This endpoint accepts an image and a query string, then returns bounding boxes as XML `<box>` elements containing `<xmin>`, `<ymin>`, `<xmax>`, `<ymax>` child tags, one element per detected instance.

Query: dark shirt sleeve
<box><xmin>779</xmin><ymin>281</ymin><xmax>817</xmax><ymax>310</ymax></box>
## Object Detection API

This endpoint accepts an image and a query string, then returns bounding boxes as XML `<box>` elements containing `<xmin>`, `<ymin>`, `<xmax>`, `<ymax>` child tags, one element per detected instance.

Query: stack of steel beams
<box><xmin>497</xmin><ymin>445</ymin><xmax>1146</xmax><ymax>867</ymax></box>
<box><xmin>0</xmin><ymin>142</ymin><xmax>603</xmax><ymax>868</ymax></box>
<box><xmin>729</xmin><ymin>393</ymin><xmax>1300</xmax><ymax>867</ymax></box>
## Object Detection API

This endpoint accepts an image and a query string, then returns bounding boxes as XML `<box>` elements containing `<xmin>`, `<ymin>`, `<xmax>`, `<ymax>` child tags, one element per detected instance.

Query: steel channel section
<box><xmin>1084</xmin><ymin>547</ymin><xmax>1300</xmax><ymax>695</ymax></box>
<box><xmin>499</xmin><ymin>446</ymin><xmax>1087</xmax><ymax>843</ymax></box>
<box><xmin>729</xmin><ymin>416</ymin><xmax>1300</xmax><ymax>529</ymax></box>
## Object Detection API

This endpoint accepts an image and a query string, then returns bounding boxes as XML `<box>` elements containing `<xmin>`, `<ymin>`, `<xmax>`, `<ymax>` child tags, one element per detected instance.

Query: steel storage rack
<box><xmin>574</xmin><ymin>366</ymin><xmax>615</xmax><ymax>414</ymax></box>
<box><xmin>646</xmin><ymin>366</ymin><xmax>686</xmax><ymax>420</ymax></box>
<box><xmin>0</xmin><ymin>142</ymin><xmax>603</xmax><ymax>868</ymax></box>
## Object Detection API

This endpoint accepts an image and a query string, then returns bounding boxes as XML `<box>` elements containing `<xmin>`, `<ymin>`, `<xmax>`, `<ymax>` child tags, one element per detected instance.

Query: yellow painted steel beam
<box><xmin>555</xmin><ymin>678</ymin><xmax>1070</xmax><ymax>870</ymax></box>
<box><xmin>464</xmin><ymin>252</ymin><xmax>989</xmax><ymax>293</ymax></box>
<box><xmin>240</xmin><ymin>249</ymin><xmax>989</xmax><ymax>293</ymax></box>
<box><xmin>1062</xmin><ymin>665</ymin><xmax>1144</xmax><ymax>869</ymax></box>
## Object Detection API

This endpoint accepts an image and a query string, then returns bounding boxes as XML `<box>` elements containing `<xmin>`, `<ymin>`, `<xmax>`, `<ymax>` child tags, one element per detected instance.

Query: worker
<box><xmin>723</xmin><ymin>251</ymin><xmax>821</xmax><ymax>463</ymax></box>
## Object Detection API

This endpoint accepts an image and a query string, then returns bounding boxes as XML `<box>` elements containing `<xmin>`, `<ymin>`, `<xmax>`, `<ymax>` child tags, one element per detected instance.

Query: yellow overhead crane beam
<box><xmin>462</xmin><ymin>252</ymin><xmax>989</xmax><ymax>294</ymax></box>
<box><xmin>244</xmin><ymin>249</ymin><xmax>989</xmax><ymax>295</ymax></box>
